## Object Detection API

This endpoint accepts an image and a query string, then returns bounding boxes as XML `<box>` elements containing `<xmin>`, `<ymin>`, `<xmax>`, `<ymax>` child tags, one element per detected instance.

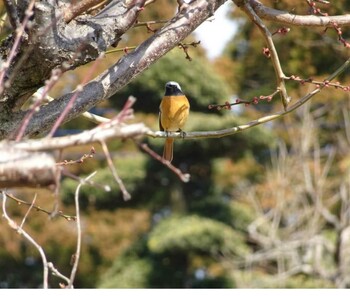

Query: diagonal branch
<box><xmin>3</xmin><ymin>0</ymin><xmax>21</xmax><ymax>29</ymax></box>
<box><xmin>64</xmin><ymin>0</ymin><xmax>106</xmax><ymax>23</ymax></box>
<box><xmin>101</xmin><ymin>141</ymin><xmax>131</xmax><ymax>201</ymax></box>
<box><xmin>0</xmin><ymin>0</ymin><xmax>146</xmax><ymax>111</ymax></box>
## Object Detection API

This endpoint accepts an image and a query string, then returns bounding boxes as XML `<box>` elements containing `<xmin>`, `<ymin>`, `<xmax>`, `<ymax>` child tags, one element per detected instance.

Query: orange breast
<box><xmin>160</xmin><ymin>95</ymin><xmax>189</xmax><ymax>132</ymax></box>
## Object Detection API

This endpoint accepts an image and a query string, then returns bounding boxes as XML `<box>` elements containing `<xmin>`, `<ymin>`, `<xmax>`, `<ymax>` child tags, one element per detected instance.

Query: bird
<box><xmin>159</xmin><ymin>81</ymin><xmax>190</xmax><ymax>163</ymax></box>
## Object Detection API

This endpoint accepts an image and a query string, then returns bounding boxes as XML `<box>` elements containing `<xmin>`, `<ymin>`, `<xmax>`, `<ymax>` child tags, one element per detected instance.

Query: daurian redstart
<box><xmin>159</xmin><ymin>81</ymin><xmax>190</xmax><ymax>163</ymax></box>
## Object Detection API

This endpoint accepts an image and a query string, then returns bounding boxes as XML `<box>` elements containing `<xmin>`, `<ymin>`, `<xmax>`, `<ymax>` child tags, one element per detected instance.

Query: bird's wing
<box><xmin>158</xmin><ymin>111</ymin><xmax>164</xmax><ymax>131</ymax></box>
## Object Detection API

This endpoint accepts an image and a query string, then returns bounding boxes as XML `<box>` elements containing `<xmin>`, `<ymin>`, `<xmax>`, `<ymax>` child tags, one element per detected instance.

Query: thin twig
<box><xmin>138</xmin><ymin>142</ymin><xmax>190</xmax><ymax>183</ymax></box>
<box><xmin>15</xmin><ymin>69</ymin><xmax>63</xmax><ymax>141</ymax></box>
<box><xmin>63</xmin><ymin>171</ymin><xmax>111</xmax><ymax>192</ymax></box>
<box><xmin>209</xmin><ymin>89</ymin><xmax>280</xmax><ymax>110</ymax></box>
<box><xmin>86</xmin><ymin>0</ymin><xmax>108</xmax><ymax>12</ymax></box>
<box><xmin>100</xmin><ymin>140</ymin><xmax>131</xmax><ymax>201</ymax></box>
<box><xmin>97</xmin><ymin>95</ymin><xmax>136</xmax><ymax>128</ymax></box>
<box><xmin>33</xmin><ymin>91</ymin><xmax>110</xmax><ymax>124</ymax></box>
<box><xmin>56</xmin><ymin>147</ymin><xmax>96</xmax><ymax>166</ymax></box>
<box><xmin>106</xmin><ymin>46</ymin><xmax>137</xmax><ymax>55</ymax></box>
<box><xmin>134</xmin><ymin>19</ymin><xmax>168</xmax><ymax>29</ymax></box>
<box><xmin>48</xmin><ymin>262</ymin><xmax>71</xmax><ymax>288</ymax></box>
<box><xmin>178</xmin><ymin>41</ymin><xmax>201</xmax><ymax>61</ymax></box>
<box><xmin>2</xmin><ymin>191</ymin><xmax>76</xmax><ymax>221</ymax></box>
<box><xmin>68</xmin><ymin>171</ymin><xmax>97</xmax><ymax>288</ymax></box>
<box><xmin>19</xmin><ymin>194</ymin><xmax>37</xmax><ymax>229</ymax></box>
<box><xmin>145</xmin><ymin>0</ymin><xmax>157</xmax><ymax>6</ymax></box>
<box><xmin>64</xmin><ymin>0</ymin><xmax>106</xmax><ymax>23</ymax></box>
<box><xmin>48</xmin><ymin>53</ymin><xmax>105</xmax><ymax>137</ymax></box>
<box><xmin>2</xmin><ymin>191</ymin><xmax>49</xmax><ymax>288</ymax></box>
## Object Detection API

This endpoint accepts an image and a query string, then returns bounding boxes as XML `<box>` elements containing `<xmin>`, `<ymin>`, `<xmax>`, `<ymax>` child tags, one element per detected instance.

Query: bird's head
<box><xmin>165</xmin><ymin>81</ymin><xmax>183</xmax><ymax>96</ymax></box>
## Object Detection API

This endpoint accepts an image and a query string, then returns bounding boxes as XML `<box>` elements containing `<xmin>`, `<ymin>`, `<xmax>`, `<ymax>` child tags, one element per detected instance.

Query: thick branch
<box><xmin>6</xmin><ymin>123</ymin><xmax>151</xmax><ymax>151</ymax></box>
<box><xmin>0</xmin><ymin>147</ymin><xmax>58</xmax><ymax>188</ymax></box>
<box><xmin>0</xmin><ymin>0</ymin><xmax>146</xmax><ymax>111</ymax></box>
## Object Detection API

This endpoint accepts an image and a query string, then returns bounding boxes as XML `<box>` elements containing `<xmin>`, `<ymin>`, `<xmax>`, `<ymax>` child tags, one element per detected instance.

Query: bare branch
<box><xmin>138</xmin><ymin>142</ymin><xmax>190</xmax><ymax>183</ymax></box>
<box><xmin>2</xmin><ymin>191</ymin><xmax>76</xmax><ymax>221</ymax></box>
<box><xmin>0</xmin><ymin>147</ymin><xmax>59</xmax><ymax>188</ymax></box>
<box><xmin>245</xmin><ymin>0</ymin><xmax>350</xmax><ymax>27</ymax></box>
<box><xmin>101</xmin><ymin>141</ymin><xmax>131</xmax><ymax>201</ymax></box>
<box><xmin>48</xmin><ymin>53</ymin><xmax>104</xmax><ymax>138</ymax></box>
<box><xmin>0</xmin><ymin>0</ymin><xmax>35</xmax><ymax>93</ymax></box>
<box><xmin>2</xmin><ymin>191</ymin><xmax>49</xmax><ymax>288</ymax></box>
<box><xmin>19</xmin><ymin>194</ymin><xmax>37</xmax><ymax>229</ymax></box>
<box><xmin>8</xmin><ymin>122</ymin><xmax>150</xmax><ymax>152</ymax></box>
<box><xmin>64</xmin><ymin>0</ymin><xmax>106</xmax><ymax>23</ymax></box>
<box><xmin>68</xmin><ymin>172</ymin><xmax>97</xmax><ymax>288</ymax></box>
<box><xmin>63</xmin><ymin>171</ymin><xmax>111</xmax><ymax>193</ymax></box>
<box><xmin>0</xmin><ymin>0</ymin><xmax>146</xmax><ymax>110</ymax></box>
<box><xmin>3</xmin><ymin>0</ymin><xmax>20</xmax><ymax>29</ymax></box>
<box><xmin>145</xmin><ymin>0</ymin><xmax>157</xmax><ymax>6</ymax></box>
<box><xmin>48</xmin><ymin>262</ymin><xmax>71</xmax><ymax>288</ymax></box>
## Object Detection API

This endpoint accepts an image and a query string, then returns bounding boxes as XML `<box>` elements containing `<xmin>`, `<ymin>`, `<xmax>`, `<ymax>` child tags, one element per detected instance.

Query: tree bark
<box><xmin>0</xmin><ymin>0</ymin><xmax>145</xmax><ymax>112</ymax></box>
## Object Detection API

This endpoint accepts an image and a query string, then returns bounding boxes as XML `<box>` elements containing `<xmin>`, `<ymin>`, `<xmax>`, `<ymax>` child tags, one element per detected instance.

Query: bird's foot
<box><xmin>179</xmin><ymin>129</ymin><xmax>186</xmax><ymax>139</ymax></box>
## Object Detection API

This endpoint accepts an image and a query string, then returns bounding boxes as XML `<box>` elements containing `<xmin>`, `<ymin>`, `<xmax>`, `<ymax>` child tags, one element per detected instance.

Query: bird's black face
<box><xmin>165</xmin><ymin>81</ymin><xmax>183</xmax><ymax>96</ymax></box>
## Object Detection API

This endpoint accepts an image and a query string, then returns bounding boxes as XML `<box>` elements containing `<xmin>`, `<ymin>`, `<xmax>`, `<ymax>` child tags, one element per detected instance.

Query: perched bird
<box><xmin>159</xmin><ymin>81</ymin><xmax>190</xmax><ymax>163</ymax></box>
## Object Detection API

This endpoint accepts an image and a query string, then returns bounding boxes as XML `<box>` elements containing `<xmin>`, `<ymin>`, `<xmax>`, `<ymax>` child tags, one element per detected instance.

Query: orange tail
<box><xmin>163</xmin><ymin>138</ymin><xmax>174</xmax><ymax>162</ymax></box>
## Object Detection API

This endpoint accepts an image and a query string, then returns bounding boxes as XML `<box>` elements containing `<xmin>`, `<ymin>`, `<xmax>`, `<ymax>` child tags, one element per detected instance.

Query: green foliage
<box><xmin>61</xmin><ymin>153</ymin><xmax>147</xmax><ymax>209</ymax></box>
<box><xmin>190</xmin><ymin>199</ymin><xmax>255</xmax><ymax>233</ymax></box>
<box><xmin>99</xmin><ymin>218</ymin><xmax>240</xmax><ymax>288</ymax></box>
<box><xmin>148</xmin><ymin>215</ymin><xmax>249</xmax><ymax>257</ymax></box>
<box><xmin>110</xmin><ymin>50</ymin><xmax>231</xmax><ymax>113</ymax></box>
<box><xmin>100</xmin><ymin>256</ymin><xmax>152</xmax><ymax>288</ymax></box>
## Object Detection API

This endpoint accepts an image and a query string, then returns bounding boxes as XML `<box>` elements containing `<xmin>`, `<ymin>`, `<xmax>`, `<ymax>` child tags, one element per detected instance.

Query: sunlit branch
<box><xmin>68</xmin><ymin>172</ymin><xmax>96</xmax><ymax>288</ymax></box>
<box><xmin>64</xmin><ymin>0</ymin><xmax>106</xmax><ymax>23</ymax></box>
<box><xmin>245</xmin><ymin>0</ymin><xmax>350</xmax><ymax>27</ymax></box>
<box><xmin>2</xmin><ymin>191</ymin><xmax>76</xmax><ymax>221</ymax></box>
<box><xmin>100</xmin><ymin>141</ymin><xmax>131</xmax><ymax>201</ymax></box>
